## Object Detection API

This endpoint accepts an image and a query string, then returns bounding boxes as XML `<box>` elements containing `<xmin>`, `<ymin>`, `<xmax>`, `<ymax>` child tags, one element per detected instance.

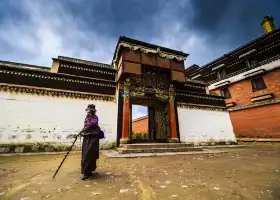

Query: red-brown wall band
<box><xmin>230</xmin><ymin>104</ymin><xmax>280</xmax><ymax>138</ymax></box>
<box><xmin>214</xmin><ymin>69</ymin><xmax>280</xmax><ymax>138</ymax></box>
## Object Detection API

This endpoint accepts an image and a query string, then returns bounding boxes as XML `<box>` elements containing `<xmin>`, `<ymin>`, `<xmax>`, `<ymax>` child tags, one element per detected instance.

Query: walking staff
<box><xmin>52</xmin><ymin>134</ymin><xmax>80</xmax><ymax>179</ymax></box>
<box><xmin>53</xmin><ymin>104</ymin><xmax>104</xmax><ymax>180</ymax></box>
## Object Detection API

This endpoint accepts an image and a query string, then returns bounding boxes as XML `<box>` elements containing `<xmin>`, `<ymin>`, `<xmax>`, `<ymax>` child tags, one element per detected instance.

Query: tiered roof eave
<box><xmin>0</xmin><ymin>59</ymin><xmax>50</xmax><ymax>71</ymax></box>
<box><xmin>111</xmin><ymin>36</ymin><xmax>189</xmax><ymax>68</ymax></box>
<box><xmin>187</xmin><ymin>28</ymin><xmax>280</xmax><ymax>83</ymax></box>
<box><xmin>53</xmin><ymin>56</ymin><xmax>115</xmax><ymax>70</ymax></box>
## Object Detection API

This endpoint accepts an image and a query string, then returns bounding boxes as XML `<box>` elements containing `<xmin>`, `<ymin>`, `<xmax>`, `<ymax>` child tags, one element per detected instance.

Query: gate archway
<box><xmin>118</xmin><ymin>66</ymin><xmax>179</xmax><ymax>145</ymax></box>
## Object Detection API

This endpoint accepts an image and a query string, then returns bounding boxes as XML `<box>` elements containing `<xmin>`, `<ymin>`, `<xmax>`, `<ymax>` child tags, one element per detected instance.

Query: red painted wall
<box><xmin>230</xmin><ymin>104</ymin><xmax>280</xmax><ymax>138</ymax></box>
<box><xmin>214</xmin><ymin>69</ymin><xmax>280</xmax><ymax>138</ymax></box>
<box><xmin>132</xmin><ymin>116</ymin><xmax>148</xmax><ymax>134</ymax></box>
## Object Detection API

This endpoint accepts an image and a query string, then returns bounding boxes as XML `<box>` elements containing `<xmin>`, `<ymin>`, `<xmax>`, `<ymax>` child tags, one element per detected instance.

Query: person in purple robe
<box><xmin>78</xmin><ymin>104</ymin><xmax>102</xmax><ymax>180</ymax></box>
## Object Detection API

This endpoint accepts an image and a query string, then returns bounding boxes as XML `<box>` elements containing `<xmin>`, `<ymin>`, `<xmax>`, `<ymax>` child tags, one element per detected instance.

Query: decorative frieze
<box><xmin>184</xmin><ymin>83</ymin><xmax>205</xmax><ymax>89</ymax></box>
<box><xmin>0</xmin><ymin>84</ymin><xmax>115</xmax><ymax>102</ymax></box>
<box><xmin>177</xmin><ymin>93</ymin><xmax>224</xmax><ymax>100</ymax></box>
<box><xmin>168</xmin><ymin>84</ymin><xmax>176</xmax><ymax>102</ymax></box>
<box><xmin>57</xmin><ymin>56</ymin><xmax>112</xmax><ymax>69</ymax></box>
<box><xmin>112</xmin><ymin>42</ymin><xmax>186</xmax><ymax>68</ymax></box>
<box><xmin>177</xmin><ymin>103</ymin><xmax>227</xmax><ymax>112</ymax></box>
<box><xmin>229</xmin><ymin>98</ymin><xmax>280</xmax><ymax>111</ymax></box>
<box><xmin>0</xmin><ymin>60</ymin><xmax>50</xmax><ymax>71</ymax></box>
<box><xmin>203</xmin><ymin>53</ymin><xmax>280</xmax><ymax>85</ymax></box>
<box><xmin>60</xmin><ymin>64</ymin><xmax>115</xmax><ymax>75</ymax></box>
<box><xmin>0</xmin><ymin>69</ymin><xmax>115</xmax><ymax>87</ymax></box>
<box><xmin>122</xmin><ymin>78</ymin><xmax>131</xmax><ymax>99</ymax></box>
<box><xmin>185</xmin><ymin>78</ymin><xmax>207</xmax><ymax>85</ymax></box>
<box><xmin>130</xmin><ymin>90</ymin><xmax>145</xmax><ymax>98</ymax></box>
<box><xmin>255</xmin><ymin>53</ymin><xmax>280</xmax><ymax>67</ymax></box>
<box><xmin>208</xmin><ymin>55</ymin><xmax>280</xmax><ymax>86</ymax></box>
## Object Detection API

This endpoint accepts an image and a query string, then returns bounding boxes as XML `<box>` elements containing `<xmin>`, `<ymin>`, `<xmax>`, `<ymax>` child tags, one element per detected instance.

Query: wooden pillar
<box><xmin>169</xmin><ymin>85</ymin><xmax>179</xmax><ymax>143</ymax></box>
<box><xmin>120</xmin><ymin>79</ymin><xmax>131</xmax><ymax>144</ymax></box>
<box><xmin>148</xmin><ymin>106</ymin><xmax>156</xmax><ymax>140</ymax></box>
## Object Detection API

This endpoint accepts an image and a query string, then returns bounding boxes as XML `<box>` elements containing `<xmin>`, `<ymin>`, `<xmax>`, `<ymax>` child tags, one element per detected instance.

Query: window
<box><xmin>217</xmin><ymin>69</ymin><xmax>226</xmax><ymax>80</ymax></box>
<box><xmin>220</xmin><ymin>87</ymin><xmax>231</xmax><ymax>99</ymax></box>
<box><xmin>251</xmin><ymin>77</ymin><xmax>267</xmax><ymax>92</ymax></box>
<box><xmin>247</xmin><ymin>57</ymin><xmax>257</xmax><ymax>68</ymax></box>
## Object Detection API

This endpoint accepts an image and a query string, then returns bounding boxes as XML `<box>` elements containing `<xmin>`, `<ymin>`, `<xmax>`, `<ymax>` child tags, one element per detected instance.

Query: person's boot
<box><xmin>81</xmin><ymin>174</ymin><xmax>91</xmax><ymax>180</ymax></box>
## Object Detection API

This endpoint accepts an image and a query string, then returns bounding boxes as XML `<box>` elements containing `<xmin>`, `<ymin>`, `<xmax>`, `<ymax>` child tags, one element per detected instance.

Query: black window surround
<box><xmin>246</xmin><ymin>56</ymin><xmax>258</xmax><ymax>69</ymax></box>
<box><xmin>220</xmin><ymin>87</ymin><xmax>231</xmax><ymax>99</ymax></box>
<box><xmin>251</xmin><ymin>76</ymin><xmax>267</xmax><ymax>92</ymax></box>
<box><xmin>217</xmin><ymin>69</ymin><xmax>227</xmax><ymax>80</ymax></box>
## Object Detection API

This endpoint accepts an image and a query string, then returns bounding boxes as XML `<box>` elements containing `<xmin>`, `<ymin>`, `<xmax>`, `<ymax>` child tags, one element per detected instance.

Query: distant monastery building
<box><xmin>186</xmin><ymin>16</ymin><xmax>280</xmax><ymax>139</ymax></box>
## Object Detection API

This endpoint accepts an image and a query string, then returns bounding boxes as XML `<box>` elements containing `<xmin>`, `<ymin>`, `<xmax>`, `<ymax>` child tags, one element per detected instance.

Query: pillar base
<box><xmin>120</xmin><ymin>138</ymin><xmax>130</xmax><ymax>144</ymax></box>
<box><xmin>169</xmin><ymin>138</ymin><xmax>179</xmax><ymax>143</ymax></box>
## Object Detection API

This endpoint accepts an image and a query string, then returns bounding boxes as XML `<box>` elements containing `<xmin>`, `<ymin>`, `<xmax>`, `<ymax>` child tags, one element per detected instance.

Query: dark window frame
<box><xmin>246</xmin><ymin>56</ymin><xmax>258</xmax><ymax>69</ymax></box>
<box><xmin>251</xmin><ymin>76</ymin><xmax>267</xmax><ymax>92</ymax></box>
<box><xmin>220</xmin><ymin>87</ymin><xmax>231</xmax><ymax>99</ymax></box>
<box><xmin>217</xmin><ymin>69</ymin><xmax>227</xmax><ymax>80</ymax></box>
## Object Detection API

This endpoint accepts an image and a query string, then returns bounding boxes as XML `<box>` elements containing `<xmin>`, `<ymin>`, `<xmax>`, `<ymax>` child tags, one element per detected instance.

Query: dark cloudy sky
<box><xmin>0</xmin><ymin>0</ymin><xmax>279</xmax><ymax>118</ymax></box>
<box><xmin>0</xmin><ymin>0</ymin><xmax>279</xmax><ymax>68</ymax></box>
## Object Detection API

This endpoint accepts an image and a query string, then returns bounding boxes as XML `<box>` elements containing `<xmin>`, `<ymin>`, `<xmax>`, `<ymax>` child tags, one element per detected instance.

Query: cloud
<box><xmin>0</xmin><ymin>0</ymin><xmax>279</xmax><ymax>119</ymax></box>
<box><xmin>1</xmin><ymin>0</ymin><xmax>279</xmax><ymax>67</ymax></box>
<box><xmin>146</xmin><ymin>0</ymin><xmax>235</xmax><ymax>66</ymax></box>
<box><xmin>0</xmin><ymin>0</ymin><xmax>115</xmax><ymax>66</ymax></box>
<box><xmin>132</xmin><ymin>105</ymin><xmax>148</xmax><ymax>120</ymax></box>
<box><xmin>148</xmin><ymin>0</ymin><xmax>280</xmax><ymax>66</ymax></box>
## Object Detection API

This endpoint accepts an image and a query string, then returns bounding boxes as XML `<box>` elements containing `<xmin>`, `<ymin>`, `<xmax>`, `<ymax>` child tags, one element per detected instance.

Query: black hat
<box><xmin>86</xmin><ymin>104</ymin><xmax>96</xmax><ymax>112</ymax></box>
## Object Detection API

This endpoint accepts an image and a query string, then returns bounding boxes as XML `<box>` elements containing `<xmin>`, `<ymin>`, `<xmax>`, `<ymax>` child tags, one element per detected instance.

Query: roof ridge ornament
<box><xmin>113</xmin><ymin>42</ymin><xmax>187</xmax><ymax>69</ymax></box>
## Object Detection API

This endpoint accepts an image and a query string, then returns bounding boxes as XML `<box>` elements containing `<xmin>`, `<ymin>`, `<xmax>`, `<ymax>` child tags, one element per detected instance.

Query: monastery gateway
<box><xmin>0</xmin><ymin>36</ymin><xmax>237</xmax><ymax>149</ymax></box>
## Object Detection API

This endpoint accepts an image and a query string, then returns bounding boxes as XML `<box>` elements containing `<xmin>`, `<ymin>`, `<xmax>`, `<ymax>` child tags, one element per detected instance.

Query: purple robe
<box><xmin>81</xmin><ymin>113</ymin><xmax>100</xmax><ymax>175</ymax></box>
<box><xmin>82</xmin><ymin>114</ymin><xmax>100</xmax><ymax>136</ymax></box>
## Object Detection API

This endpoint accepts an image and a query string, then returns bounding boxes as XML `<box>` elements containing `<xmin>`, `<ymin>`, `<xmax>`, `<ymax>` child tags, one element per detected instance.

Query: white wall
<box><xmin>178</xmin><ymin>107</ymin><xmax>236</xmax><ymax>144</ymax></box>
<box><xmin>0</xmin><ymin>92</ymin><xmax>118</xmax><ymax>146</ymax></box>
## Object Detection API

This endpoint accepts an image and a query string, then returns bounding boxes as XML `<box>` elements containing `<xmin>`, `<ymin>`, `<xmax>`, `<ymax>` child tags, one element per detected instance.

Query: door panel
<box><xmin>148</xmin><ymin>107</ymin><xmax>156</xmax><ymax>139</ymax></box>
<box><xmin>155</xmin><ymin>104</ymin><xmax>170</xmax><ymax>139</ymax></box>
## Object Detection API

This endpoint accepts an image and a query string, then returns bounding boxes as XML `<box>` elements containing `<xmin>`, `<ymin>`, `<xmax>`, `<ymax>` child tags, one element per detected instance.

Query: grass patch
<box><xmin>0</xmin><ymin>142</ymin><xmax>80</xmax><ymax>153</ymax></box>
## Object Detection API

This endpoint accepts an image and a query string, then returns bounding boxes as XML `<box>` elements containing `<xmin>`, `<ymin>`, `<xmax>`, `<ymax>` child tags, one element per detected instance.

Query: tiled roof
<box><xmin>0</xmin><ymin>60</ymin><xmax>50</xmax><ymax>71</ymax></box>
<box><xmin>56</xmin><ymin>56</ymin><xmax>114</xmax><ymax>70</ymax></box>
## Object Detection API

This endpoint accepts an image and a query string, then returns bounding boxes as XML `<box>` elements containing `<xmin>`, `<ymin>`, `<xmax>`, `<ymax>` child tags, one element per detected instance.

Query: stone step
<box><xmin>122</xmin><ymin>143</ymin><xmax>194</xmax><ymax>149</ymax></box>
<box><xmin>117</xmin><ymin>147</ymin><xmax>203</xmax><ymax>154</ymax></box>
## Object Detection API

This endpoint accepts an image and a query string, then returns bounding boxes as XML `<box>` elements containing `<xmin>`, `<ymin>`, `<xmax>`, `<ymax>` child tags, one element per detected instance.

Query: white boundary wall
<box><xmin>178</xmin><ymin>107</ymin><xmax>236</xmax><ymax>144</ymax></box>
<box><xmin>0</xmin><ymin>92</ymin><xmax>118</xmax><ymax>146</ymax></box>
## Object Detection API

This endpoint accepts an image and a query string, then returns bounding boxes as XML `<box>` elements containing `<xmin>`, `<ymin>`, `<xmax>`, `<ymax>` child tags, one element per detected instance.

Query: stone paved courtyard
<box><xmin>0</xmin><ymin>144</ymin><xmax>280</xmax><ymax>200</ymax></box>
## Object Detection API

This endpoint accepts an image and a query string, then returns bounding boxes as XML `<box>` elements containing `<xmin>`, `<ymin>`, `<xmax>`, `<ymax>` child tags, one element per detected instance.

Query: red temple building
<box><xmin>187</xmin><ymin>16</ymin><xmax>280</xmax><ymax>139</ymax></box>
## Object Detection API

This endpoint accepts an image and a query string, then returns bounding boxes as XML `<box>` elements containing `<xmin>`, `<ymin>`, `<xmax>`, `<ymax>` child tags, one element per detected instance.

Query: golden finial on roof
<box><xmin>261</xmin><ymin>16</ymin><xmax>276</xmax><ymax>33</ymax></box>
